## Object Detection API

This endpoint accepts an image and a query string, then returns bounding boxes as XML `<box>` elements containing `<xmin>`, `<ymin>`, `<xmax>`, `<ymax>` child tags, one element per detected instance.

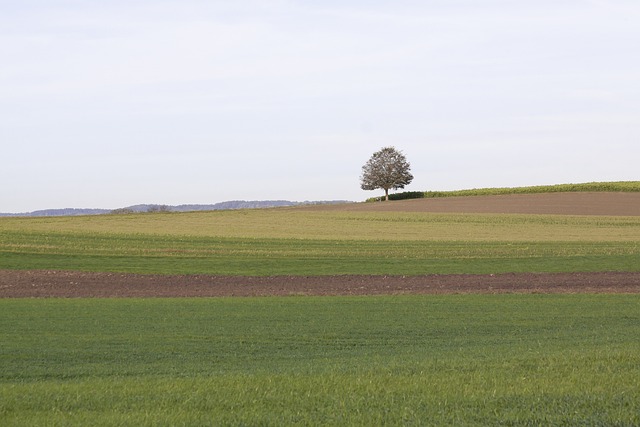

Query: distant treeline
<box><xmin>367</xmin><ymin>181</ymin><xmax>640</xmax><ymax>202</ymax></box>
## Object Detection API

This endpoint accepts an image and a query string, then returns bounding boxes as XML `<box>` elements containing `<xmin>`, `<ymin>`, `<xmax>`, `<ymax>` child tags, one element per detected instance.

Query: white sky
<box><xmin>2</xmin><ymin>0</ymin><xmax>639</xmax><ymax>212</ymax></box>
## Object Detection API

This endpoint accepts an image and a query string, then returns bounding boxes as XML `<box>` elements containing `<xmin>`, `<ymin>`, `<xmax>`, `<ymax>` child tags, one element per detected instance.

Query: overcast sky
<box><xmin>2</xmin><ymin>1</ymin><xmax>639</xmax><ymax>212</ymax></box>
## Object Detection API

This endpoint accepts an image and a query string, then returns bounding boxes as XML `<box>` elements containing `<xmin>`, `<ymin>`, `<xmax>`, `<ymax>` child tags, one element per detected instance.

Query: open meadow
<box><xmin>2</xmin><ymin>192</ymin><xmax>640</xmax><ymax>276</ymax></box>
<box><xmin>1</xmin><ymin>189</ymin><xmax>640</xmax><ymax>425</ymax></box>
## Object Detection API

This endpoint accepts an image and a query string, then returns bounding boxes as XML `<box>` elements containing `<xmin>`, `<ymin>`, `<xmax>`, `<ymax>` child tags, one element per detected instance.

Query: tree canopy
<box><xmin>360</xmin><ymin>146</ymin><xmax>413</xmax><ymax>201</ymax></box>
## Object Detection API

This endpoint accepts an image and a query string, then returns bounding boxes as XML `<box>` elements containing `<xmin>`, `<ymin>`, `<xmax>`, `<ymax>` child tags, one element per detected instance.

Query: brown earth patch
<box><xmin>2</xmin><ymin>270</ymin><xmax>640</xmax><ymax>298</ymax></box>
<box><xmin>301</xmin><ymin>192</ymin><xmax>640</xmax><ymax>216</ymax></box>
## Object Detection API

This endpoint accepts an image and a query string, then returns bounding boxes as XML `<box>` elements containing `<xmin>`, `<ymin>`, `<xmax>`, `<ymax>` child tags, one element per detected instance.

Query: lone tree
<box><xmin>360</xmin><ymin>146</ymin><xmax>413</xmax><ymax>201</ymax></box>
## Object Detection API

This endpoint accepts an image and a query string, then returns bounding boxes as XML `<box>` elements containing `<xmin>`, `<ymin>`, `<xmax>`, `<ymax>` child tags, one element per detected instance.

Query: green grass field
<box><xmin>2</xmin><ymin>295</ymin><xmax>640</xmax><ymax>425</ymax></box>
<box><xmin>1</xmin><ymin>209</ymin><xmax>639</xmax><ymax>275</ymax></box>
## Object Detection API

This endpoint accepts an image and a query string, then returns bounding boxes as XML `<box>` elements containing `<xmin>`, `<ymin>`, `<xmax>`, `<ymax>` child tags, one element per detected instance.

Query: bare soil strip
<box><xmin>2</xmin><ymin>270</ymin><xmax>640</xmax><ymax>298</ymax></box>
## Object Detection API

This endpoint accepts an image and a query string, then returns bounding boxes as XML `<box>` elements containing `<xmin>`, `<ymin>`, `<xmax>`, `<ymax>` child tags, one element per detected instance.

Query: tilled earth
<box><xmin>301</xmin><ymin>192</ymin><xmax>640</xmax><ymax>215</ymax></box>
<box><xmin>2</xmin><ymin>270</ymin><xmax>640</xmax><ymax>298</ymax></box>
<box><xmin>3</xmin><ymin>193</ymin><xmax>639</xmax><ymax>298</ymax></box>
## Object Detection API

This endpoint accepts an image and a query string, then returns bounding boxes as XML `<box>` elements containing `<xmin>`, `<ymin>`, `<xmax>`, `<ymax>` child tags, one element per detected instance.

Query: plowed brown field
<box><xmin>2</xmin><ymin>270</ymin><xmax>640</xmax><ymax>298</ymax></box>
<box><xmin>301</xmin><ymin>192</ymin><xmax>640</xmax><ymax>215</ymax></box>
<box><xmin>2</xmin><ymin>192</ymin><xmax>639</xmax><ymax>297</ymax></box>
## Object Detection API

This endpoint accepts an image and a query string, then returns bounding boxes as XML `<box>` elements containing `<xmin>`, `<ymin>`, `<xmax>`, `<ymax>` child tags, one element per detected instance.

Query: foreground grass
<box><xmin>1</xmin><ymin>295</ymin><xmax>639</xmax><ymax>425</ymax></box>
<box><xmin>1</xmin><ymin>211</ymin><xmax>639</xmax><ymax>275</ymax></box>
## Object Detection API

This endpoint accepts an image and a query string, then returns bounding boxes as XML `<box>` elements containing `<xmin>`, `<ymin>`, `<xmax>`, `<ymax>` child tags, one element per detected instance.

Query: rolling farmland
<box><xmin>2</xmin><ymin>192</ymin><xmax>640</xmax><ymax>282</ymax></box>
<box><xmin>1</xmin><ymin>188</ymin><xmax>640</xmax><ymax>425</ymax></box>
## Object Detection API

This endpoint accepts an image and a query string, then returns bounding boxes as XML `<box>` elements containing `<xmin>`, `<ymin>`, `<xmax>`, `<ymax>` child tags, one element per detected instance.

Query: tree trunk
<box><xmin>385</xmin><ymin>188</ymin><xmax>389</xmax><ymax>201</ymax></box>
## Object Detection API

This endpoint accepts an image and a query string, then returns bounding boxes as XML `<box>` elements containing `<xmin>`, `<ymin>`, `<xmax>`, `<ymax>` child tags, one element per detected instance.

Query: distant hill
<box><xmin>0</xmin><ymin>200</ymin><xmax>351</xmax><ymax>217</ymax></box>
<box><xmin>0</xmin><ymin>208</ymin><xmax>111</xmax><ymax>217</ymax></box>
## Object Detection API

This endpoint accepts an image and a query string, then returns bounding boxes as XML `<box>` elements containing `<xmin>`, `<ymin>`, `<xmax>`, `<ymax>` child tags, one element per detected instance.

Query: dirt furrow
<box><xmin>2</xmin><ymin>270</ymin><xmax>640</xmax><ymax>298</ymax></box>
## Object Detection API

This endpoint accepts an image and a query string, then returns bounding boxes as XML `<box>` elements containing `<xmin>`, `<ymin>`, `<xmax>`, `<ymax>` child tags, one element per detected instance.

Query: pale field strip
<box><xmin>1</xmin><ymin>209</ymin><xmax>639</xmax><ymax>242</ymax></box>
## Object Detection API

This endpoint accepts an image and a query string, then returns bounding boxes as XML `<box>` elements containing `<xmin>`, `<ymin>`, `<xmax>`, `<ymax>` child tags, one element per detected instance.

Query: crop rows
<box><xmin>2</xmin><ymin>209</ymin><xmax>640</xmax><ymax>275</ymax></box>
<box><xmin>1</xmin><ymin>230</ymin><xmax>639</xmax><ymax>275</ymax></box>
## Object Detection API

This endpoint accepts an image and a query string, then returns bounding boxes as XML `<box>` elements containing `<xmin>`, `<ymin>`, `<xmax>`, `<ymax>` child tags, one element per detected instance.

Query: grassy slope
<box><xmin>424</xmin><ymin>181</ymin><xmax>640</xmax><ymax>197</ymax></box>
<box><xmin>375</xmin><ymin>180</ymin><xmax>640</xmax><ymax>201</ymax></box>
<box><xmin>2</xmin><ymin>295</ymin><xmax>640</xmax><ymax>425</ymax></box>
